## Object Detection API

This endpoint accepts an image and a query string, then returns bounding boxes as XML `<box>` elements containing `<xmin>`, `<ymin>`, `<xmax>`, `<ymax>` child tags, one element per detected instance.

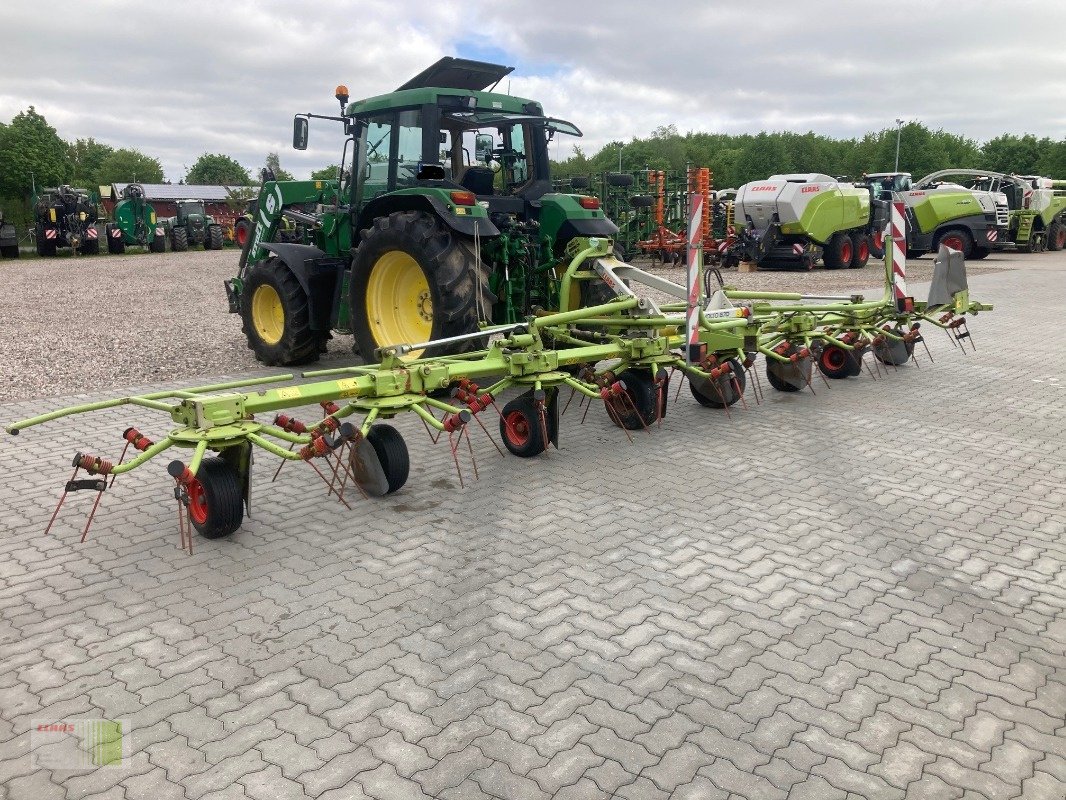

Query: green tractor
<box><xmin>0</xmin><ymin>209</ymin><xmax>18</xmax><ymax>259</ymax></box>
<box><xmin>165</xmin><ymin>200</ymin><xmax>224</xmax><ymax>252</ymax></box>
<box><xmin>105</xmin><ymin>184</ymin><xmax>166</xmax><ymax>253</ymax></box>
<box><xmin>32</xmin><ymin>186</ymin><xmax>100</xmax><ymax>256</ymax></box>
<box><xmin>226</xmin><ymin>57</ymin><xmax>617</xmax><ymax>366</ymax></box>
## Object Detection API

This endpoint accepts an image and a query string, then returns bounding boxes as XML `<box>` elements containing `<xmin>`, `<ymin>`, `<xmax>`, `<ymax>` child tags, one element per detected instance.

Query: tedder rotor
<box><xmin>6</xmin><ymin>199</ymin><xmax>990</xmax><ymax>553</ymax></box>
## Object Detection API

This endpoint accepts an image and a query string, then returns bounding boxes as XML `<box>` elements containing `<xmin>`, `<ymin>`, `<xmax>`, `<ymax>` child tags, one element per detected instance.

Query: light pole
<box><xmin>618</xmin><ymin>144</ymin><xmax>624</xmax><ymax>173</ymax></box>
<box><xmin>894</xmin><ymin>119</ymin><xmax>904</xmax><ymax>172</ymax></box>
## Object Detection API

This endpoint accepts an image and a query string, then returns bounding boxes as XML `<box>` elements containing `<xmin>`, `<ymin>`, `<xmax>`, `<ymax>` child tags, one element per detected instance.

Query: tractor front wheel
<box><xmin>822</xmin><ymin>233</ymin><xmax>853</xmax><ymax>269</ymax></box>
<box><xmin>171</xmin><ymin>226</ymin><xmax>189</xmax><ymax>252</ymax></box>
<box><xmin>207</xmin><ymin>225</ymin><xmax>224</xmax><ymax>251</ymax></box>
<box><xmin>240</xmin><ymin>257</ymin><xmax>322</xmax><ymax>366</ymax></box>
<box><xmin>350</xmin><ymin>211</ymin><xmax>492</xmax><ymax>361</ymax></box>
<box><xmin>185</xmin><ymin>457</ymin><xmax>244</xmax><ymax>538</ymax></box>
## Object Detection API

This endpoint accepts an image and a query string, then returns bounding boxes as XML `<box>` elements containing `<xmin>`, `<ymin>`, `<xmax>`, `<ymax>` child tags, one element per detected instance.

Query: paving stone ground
<box><xmin>1</xmin><ymin>256</ymin><xmax>1064</xmax><ymax>799</ymax></box>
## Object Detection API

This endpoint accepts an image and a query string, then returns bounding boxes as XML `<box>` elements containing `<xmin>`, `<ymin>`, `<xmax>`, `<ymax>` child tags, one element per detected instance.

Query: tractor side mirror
<box><xmin>293</xmin><ymin>117</ymin><xmax>309</xmax><ymax>151</ymax></box>
<box><xmin>475</xmin><ymin>133</ymin><xmax>493</xmax><ymax>164</ymax></box>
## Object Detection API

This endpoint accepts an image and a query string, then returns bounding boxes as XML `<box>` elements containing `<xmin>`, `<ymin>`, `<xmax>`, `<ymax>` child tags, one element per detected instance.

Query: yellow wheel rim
<box><xmin>366</xmin><ymin>251</ymin><xmax>432</xmax><ymax>353</ymax></box>
<box><xmin>251</xmin><ymin>284</ymin><xmax>285</xmax><ymax>346</ymax></box>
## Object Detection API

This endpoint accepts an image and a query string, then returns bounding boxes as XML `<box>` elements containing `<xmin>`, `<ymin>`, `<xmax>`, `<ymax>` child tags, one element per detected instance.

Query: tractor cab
<box><xmin>176</xmin><ymin>200</ymin><xmax>207</xmax><ymax>223</ymax></box>
<box><xmin>861</xmin><ymin>172</ymin><xmax>913</xmax><ymax>199</ymax></box>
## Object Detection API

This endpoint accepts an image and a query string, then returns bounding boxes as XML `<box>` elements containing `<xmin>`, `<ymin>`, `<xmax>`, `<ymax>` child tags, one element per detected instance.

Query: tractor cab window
<box><xmin>395</xmin><ymin>109</ymin><xmax>423</xmax><ymax>189</ymax></box>
<box><xmin>180</xmin><ymin>202</ymin><xmax>205</xmax><ymax>218</ymax></box>
<box><xmin>356</xmin><ymin>108</ymin><xmax>431</xmax><ymax>200</ymax></box>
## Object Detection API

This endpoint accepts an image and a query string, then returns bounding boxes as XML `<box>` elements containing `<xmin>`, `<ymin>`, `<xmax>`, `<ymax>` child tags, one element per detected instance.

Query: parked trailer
<box><xmin>106</xmin><ymin>184</ymin><xmax>166</xmax><ymax>253</ymax></box>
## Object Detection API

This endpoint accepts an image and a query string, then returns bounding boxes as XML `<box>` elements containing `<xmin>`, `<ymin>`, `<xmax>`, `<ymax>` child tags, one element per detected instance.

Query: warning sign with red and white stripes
<box><xmin>44</xmin><ymin>229</ymin><xmax>57</xmax><ymax>239</ymax></box>
<box><xmin>86</xmin><ymin>228</ymin><xmax>97</xmax><ymax>239</ymax></box>
<box><xmin>111</xmin><ymin>228</ymin><xmax>122</xmax><ymax>238</ymax></box>
<box><xmin>986</xmin><ymin>229</ymin><xmax>997</xmax><ymax>242</ymax></box>
<box><xmin>792</xmin><ymin>243</ymin><xmax>803</xmax><ymax>256</ymax></box>
<box><xmin>685</xmin><ymin>193</ymin><xmax>703</xmax><ymax>361</ymax></box>
<box><xmin>891</xmin><ymin>202</ymin><xmax>907</xmax><ymax>311</ymax></box>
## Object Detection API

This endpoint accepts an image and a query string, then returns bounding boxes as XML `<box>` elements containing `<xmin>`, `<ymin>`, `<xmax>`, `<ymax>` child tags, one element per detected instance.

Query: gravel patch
<box><xmin>0</xmin><ymin>248</ymin><xmax>1010</xmax><ymax>403</ymax></box>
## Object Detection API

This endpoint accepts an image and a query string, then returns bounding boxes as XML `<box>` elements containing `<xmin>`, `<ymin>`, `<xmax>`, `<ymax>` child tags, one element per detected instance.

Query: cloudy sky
<box><xmin>2</xmin><ymin>0</ymin><xmax>1063</xmax><ymax>182</ymax></box>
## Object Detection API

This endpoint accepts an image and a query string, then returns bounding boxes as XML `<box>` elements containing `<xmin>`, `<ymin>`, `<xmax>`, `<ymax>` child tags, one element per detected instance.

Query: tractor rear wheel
<box><xmin>207</xmin><ymin>225</ymin><xmax>224</xmax><ymax>250</ymax></box>
<box><xmin>937</xmin><ymin>229</ymin><xmax>972</xmax><ymax>257</ymax></box>
<box><xmin>849</xmin><ymin>233</ymin><xmax>869</xmax><ymax>268</ymax></box>
<box><xmin>240</xmin><ymin>256</ymin><xmax>322</xmax><ymax>366</ymax></box>
<box><xmin>869</xmin><ymin>228</ymin><xmax>886</xmax><ymax>259</ymax></box>
<box><xmin>1</xmin><ymin>244</ymin><xmax>18</xmax><ymax>259</ymax></box>
<box><xmin>689</xmin><ymin>358</ymin><xmax>746</xmax><ymax>407</ymax></box>
<box><xmin>350</xmin><ymin>211</ymin><xmax>492</xmax><ymax>361</ymax></box>
<box><xmin>1046</xmin><ymin>220</ymin><xmax>1065</xmax><ymax>251</ymax></box>
<box><xmin>79</xmin><ymin>236</ymin><xmax>99</xmax><ymax>256</ymax></box>
<box><xmin>171</xmin><ymin>226</ymin><xmax>189</xmax><ymax>252</ymax></box>
<box><xmin>185</xmin><ymin>457</ymin><xmax>243</xmax><ymax>538</ymax></box>
<box><xmin>822</xmin><ymin>233</ymin><xmax>853</xmax><ymax>269</ymax></box>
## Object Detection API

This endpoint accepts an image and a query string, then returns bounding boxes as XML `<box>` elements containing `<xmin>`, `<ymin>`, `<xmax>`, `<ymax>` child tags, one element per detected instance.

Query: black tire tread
<box><xmin>240</xmin><ymin>257</ymin><xmax>321</xmax><ymax>366</ymax></box>
<box><xmin>190</xmin><ymin>457</ymin><xmax>244</xmax><ymax>538</ymax></box>
<box><xmin>367</xmin><ymin>425</ymin><xmax>409</xmax><ymax>493</ymax></box>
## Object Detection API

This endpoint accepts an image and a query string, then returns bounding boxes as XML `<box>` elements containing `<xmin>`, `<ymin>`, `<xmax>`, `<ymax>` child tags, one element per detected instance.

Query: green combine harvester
<box><xmin>105</xmin><ymin>184</ymin><xmax>166</xmax><ymax>253</ymax></box>
<box><xmin>226</xmin><ymin>57</ymin><xmax>618</xmax><ymax>366</ymax></box>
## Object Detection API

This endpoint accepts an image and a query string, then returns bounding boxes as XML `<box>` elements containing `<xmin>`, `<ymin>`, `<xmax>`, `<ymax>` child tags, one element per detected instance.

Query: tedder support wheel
<box><xmin>350</xmin><ymin>210</ymin><xmax>493</xmax><ymax>361</ymax></box>
<box><xmin>500</xmin><ymin>393</ymin><xmax>548</xmax><ymax>458</ymax></box>
<box><xmin>171</xmin><ymin>226</ymin><xmax>189</xmax><ymax>252</ymax></box>
<box><xmin>349</xmin><ymin>424</ymin><xmax>410</xmax><ymax>495</ymax></box>
<box><xmin>607</xmin><ymin>369</ymin><xmax>661</xmax><ymax>430</ymax></box>
<box><xmin>208</xmin><ymin>225</ymin><xmax>224</xmax><ymax>250</ymax></box>
<box><xmin>1048</xmin><ymin>221</ymin><xmax>1065</xmax><ymax>252</ymax></box>
<box><xmin>689</xmin><ymin>358</ymin><xmax>746</xmax><ymax>407</ymax></box>
<box><xmin>817</xmin><ymin>344</ymin><xmax>854</xmax><ymax>379</ymax></box>
<box><xmin>240</xmin><ymin>256</ymin><xmax>323</xmax><ymax>366</ymax></box>
<box><xmin>937</xmin><ymin>229</ymin><xmax>972</xmax><ymax>257</ymax></box>
<box><xmin>766</xmin><ymin>346</ymin><xmax>812</xmax><ymax>392</ymax></box>
<box><xmin>184</xmin><ymin>457</ymin><xmax>244</xmax><ymax>538</ymax></box>
<box><xmin>850</xmin><ymin>233</ymin><xmax>870</xmax><ymax>268</ymax></box>
<box><xmin>822</xmin><ymin>232</ymin><xmax>853</xmax><ymax>269</ymax></box>
<box><xmin>873</xmin><ymin>331</ymin><xmax>914</xmax><ymax>366</ymax></box>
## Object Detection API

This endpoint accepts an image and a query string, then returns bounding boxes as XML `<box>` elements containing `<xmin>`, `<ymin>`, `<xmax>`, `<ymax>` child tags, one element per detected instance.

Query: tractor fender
<box><xmin>356</xmin><ymin>194</ymin><xmax>500</xmax><ymax>239</ymax></box>
<box><xmin>260</xmin><ymin>243</ymin><xmax>346</xmax><ymax>332</ymax></box>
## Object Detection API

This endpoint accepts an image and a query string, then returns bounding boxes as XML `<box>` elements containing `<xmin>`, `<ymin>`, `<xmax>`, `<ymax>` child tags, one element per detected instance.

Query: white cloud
<box><xmin>1</xmin><ymin>0</ymin><xmax>1063</xmax><ymax>180</ymax></box>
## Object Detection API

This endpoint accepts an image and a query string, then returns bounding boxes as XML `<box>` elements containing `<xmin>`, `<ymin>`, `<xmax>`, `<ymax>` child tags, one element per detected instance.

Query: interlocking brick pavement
<box><xmin>2</xmin><ymin>258</ymin><xmax>1065</xmax><ymax>799</ymax></box>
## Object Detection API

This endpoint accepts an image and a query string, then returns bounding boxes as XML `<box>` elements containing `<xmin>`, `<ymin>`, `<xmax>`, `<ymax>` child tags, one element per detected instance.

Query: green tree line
<box><xmin>0</xmin><ymin>107</ymin><xmax>296</xmax><ymax>231</ymax></box>
<box><xmin>552</xmin><ymin>123</ymin><xmax>1066</xmax><ymax>189</ymax></box>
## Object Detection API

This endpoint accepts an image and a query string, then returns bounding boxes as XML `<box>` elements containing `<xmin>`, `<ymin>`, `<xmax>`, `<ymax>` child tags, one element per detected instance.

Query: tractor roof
<box><xmin>346</xmin><ymin>57</ymin><xmax>538</xmax><ymax>118</ymax></box>
<box><xmin>396</xmin><ymin>57</ymin><xmax>513</xmax><ymax>92</ymax></box>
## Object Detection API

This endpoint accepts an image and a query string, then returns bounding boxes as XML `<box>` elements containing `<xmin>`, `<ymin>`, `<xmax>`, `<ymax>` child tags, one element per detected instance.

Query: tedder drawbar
<box><xmin>7</xmin><ymin>200</ymin><xmax>989</xmax><ymax>552</ymax></box>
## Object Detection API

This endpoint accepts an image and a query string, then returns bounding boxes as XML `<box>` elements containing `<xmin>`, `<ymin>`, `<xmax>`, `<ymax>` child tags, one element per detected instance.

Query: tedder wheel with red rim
<box><xmin>234</xmin><ymin>217</ymin><xmax>252</xmax><ymax>248</ymax></box>
<box><xmin>499</xmin><ymin>393</ymin><xmax>547</xmax><ymax>458</ymax></box>
<box><xmin>869</xmin><ymin>228</ymin><xmax>885</xmax><ymax>259</ymax></box>
<box><xmin>184</xmin><ymin>457</ymin><xmax>244</xmax><ymax>539</ymax></box>
<box><xmin>822</xmin><ymin>232</ymin><xmax>853</xmax><ymax>269</ymax></box>
<box><xmin>849</xmin><ymin>233</ymin><xmax>870</xmax><ymax>268</ymax></box>
<box><xmin>817</xmin><ymin>344</ymin><xmax>854</xmax><ymax>379</ymax></box>
<box><xmin>937</xmin><ymin>229</ymin><xmax>972</xmax><ymax>257</ymax></box>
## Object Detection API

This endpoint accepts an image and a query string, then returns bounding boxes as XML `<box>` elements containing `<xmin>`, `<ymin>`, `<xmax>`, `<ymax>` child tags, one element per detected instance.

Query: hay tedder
<box><xmin>7</xmin><ymin>194</ymin><xmax>988</xmax><ymax>551</ymax></box>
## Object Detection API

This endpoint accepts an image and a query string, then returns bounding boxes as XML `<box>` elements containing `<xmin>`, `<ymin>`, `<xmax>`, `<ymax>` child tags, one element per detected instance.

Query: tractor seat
<box><xmin>460</xmin><ymin>167</ymin><xmax>495</xmax><ymax>196</ymax></box>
